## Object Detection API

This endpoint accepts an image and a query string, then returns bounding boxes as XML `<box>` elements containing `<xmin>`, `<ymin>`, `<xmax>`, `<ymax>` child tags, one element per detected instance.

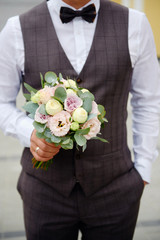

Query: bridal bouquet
<box><xmin>23</xmin><ymin>72</ymin><xmax>108</xmax><ymax>170</ymax></box>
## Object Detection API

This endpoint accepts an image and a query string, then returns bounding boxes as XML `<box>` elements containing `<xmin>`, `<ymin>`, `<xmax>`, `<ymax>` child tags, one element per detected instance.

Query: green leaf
<box><xmin>28</xmin><ymin>113</ymin><xmax>35</xmax><ymax>119</ymax></box>
<box><xmin>76</xmin><ymin>127</ymin><xmax>90</xmax><ymax>135</ymax></box>
<box><xmin>82</xmin><ymin>98</ymin><xmax>92</xmax><ymax>113</ymax></box>
<box><xmin>74</xmin><ymin>134</ymin><xmax>86</xmax><ymax>146</ymax></box>
<box><xmin>62</xmin><ymin>139</ymin><xmax>70</xmax><ymax>145</ymax></box>
<box><xmin>54</xmin><ymin>87</ymin><xmax>67</xmax><ymax>103</ymax></box>
<box><xmin>98</xmin><ymin>105</ymin><xmax>106</xmax><ymax>118</ymax></box>
<box><xmin>59</xmin><ymin>73</ymin><xmax>63</xmax><ymax>81</ymax></box>
<box><xmin>38</xmin><ymin>104</ymin><xmax>48</xmax><ymax>115</ymax></box>
<box><xmin>102</xmin><ymin>117</ymin><xmax>108</xmax><ymax>123</ymax></box>
<box><xmin>44</xmin><ymin>128</ymin><xmax>52</xmax><ymax>138</ymax></box>
<box><xmin>33</xmin><ymin>121</ymin><xmax>46</xmax><ymax>133</ymax></box>
<box><xmin>82</xmin><ymin>143</ymin><xmax>87</xmax><ymax>152</ymax></box>
<box><xmin>23</xmin><ymin>93</ymin><xmax>31</xmax><ymax>101</ymax></box>
<box><xmin>51</xmin><ymin>135</ymin><xmax>61</xmax><ymax>143</ymax></box>
<box><xmin>46</xmin><ymin>138</ymin><xmax>52</xmax><ymax>143</ymax></box>
<box><xmin>24</xmin><ymin>82</ymin><xmax>38</xmax><ymax>94</ymax></box>
<box><xmin>87</xmin><ymin>113</ymin><xmax>97</xmax><ymax>121</ymax></box>
<box><xmin>92</xmin><ymin>136</ymin><xmax>109</xmax><ymax>143</ymax></box>
<box><xmin>36</xmin><ymin>132</ymin><xmax>44</xmax><ymax>139</ymax></box>
<box><xmin>23</xmin><ymin>102</ymin><xmax>38</xmax><ymax>114</ymax></box>
<box><xmin>44</xmin><ymin>71</ymin><xmax>57</xmax><ymax>85</ymax></box>
<box><xmin>61</xmin><ymin>139</ymin><xmax>73</xmax><ymax>149</ymax></box>
<box><xmin>81</xmin><ymin>92</ymin><xmax>94</xmax><ymax>101</ymax></box>
<box><xmin>40</xmin><ymin>73</ymin><xmax>45</xmax><ymax>88</ymax></box>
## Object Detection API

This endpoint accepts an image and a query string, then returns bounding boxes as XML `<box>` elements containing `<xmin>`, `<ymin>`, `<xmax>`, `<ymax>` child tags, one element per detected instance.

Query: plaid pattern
<box><xmin>19</xmin><ymin>0</ymin><xmax>134</xmax><ymax>197</ymax></box>
<box><xmin>17</xmin><ymin>167</ymin><xmax>144</xmax><ymax>240</ymax></box>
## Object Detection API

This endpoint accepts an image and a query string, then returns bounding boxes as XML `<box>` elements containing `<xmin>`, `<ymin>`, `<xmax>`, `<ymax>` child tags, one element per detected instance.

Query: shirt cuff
<box><xmin>134</xmin><ymin>158</ymin><xmax>153</xmax><ymax>183</ymax></box>
<box><xmin>16</xmin><ymin>116</ymin><xmax>34</xmax><ymax>148</ymax></box>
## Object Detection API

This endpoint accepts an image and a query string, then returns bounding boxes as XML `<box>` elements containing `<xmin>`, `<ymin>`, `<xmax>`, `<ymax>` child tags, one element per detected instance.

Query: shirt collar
<box><xmin>48</xmin><ymin>0</ymin><xmax>100</xmax><ymax>16</ymax></box>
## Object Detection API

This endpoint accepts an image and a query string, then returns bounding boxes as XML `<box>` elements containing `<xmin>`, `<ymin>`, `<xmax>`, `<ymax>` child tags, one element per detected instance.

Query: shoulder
<box><xmin>129</xmin><ymin>8</ymin><xmax>152</xmax><ymax>38</ymax></box>
<box><xmin>0</xmin><ymin>16</ymin><xmax>21</xmax><ymax>40</ymax></box>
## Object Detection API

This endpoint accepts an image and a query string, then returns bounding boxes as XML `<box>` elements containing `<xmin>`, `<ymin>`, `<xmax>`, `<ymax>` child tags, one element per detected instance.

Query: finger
<box><xmin>31</xmin><ymin>142</ymin><xmax>60</xmax><ymax>159</ymax></box>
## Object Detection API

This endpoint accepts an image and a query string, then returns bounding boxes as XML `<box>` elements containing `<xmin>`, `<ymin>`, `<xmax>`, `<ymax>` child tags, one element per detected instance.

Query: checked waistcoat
<box><xmin>19</xmin><ymin>0</ymin><xmax>134</xmax><ymax>197</ymax></box>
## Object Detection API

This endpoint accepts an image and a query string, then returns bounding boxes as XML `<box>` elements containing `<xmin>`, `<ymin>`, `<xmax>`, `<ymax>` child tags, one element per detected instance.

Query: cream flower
<box><xmin>48</xmin><ymin>111</ymin><xmax>71</xmax><ymax>137</ymax></box>
<box><xmin>46</xmin><ymin>99</ymin><xmax>63</xmax><ymax>116</ymax></box>
<box><xmin>64</xmin><ymin>79</ymin><xmax>78</xmax><ymax>89</ymax></box>
<box><xmin>34</xmin><ymin>106</ymin><xmax>49</xmax><ymax>124</ymax></box>
<box><xmin>72</xmin><ymin>107</ymin><xmax>88</xmax><ymax>123</ymax></box>
<box><xmin>82</xmin><ymin>117</ymin><xmax>101</xmax><ymax>140</ymax></box>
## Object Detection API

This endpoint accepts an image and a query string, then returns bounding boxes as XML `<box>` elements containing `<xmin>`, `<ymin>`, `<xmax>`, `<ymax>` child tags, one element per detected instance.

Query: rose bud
<box><xmin>45</xmin><ymin>99</ymin><xmax>63</xmax><ymax>116</ymax></box>
<box><xmin>72</xmin><ymin>107</ymin><xmax>88</xmax><ymax>123</ymax></box>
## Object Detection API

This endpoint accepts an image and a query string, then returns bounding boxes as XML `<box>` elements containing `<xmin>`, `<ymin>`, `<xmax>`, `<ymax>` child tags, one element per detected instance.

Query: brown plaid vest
<box><xmin>19</xmin><ymin>0</ymin><xmax>133</xmax><ymax>197</ymax></box>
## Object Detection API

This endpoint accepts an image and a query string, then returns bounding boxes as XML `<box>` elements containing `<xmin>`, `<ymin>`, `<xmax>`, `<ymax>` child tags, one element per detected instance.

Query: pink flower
<box><xmin>82</xmin><ymin>117</ymin><xmax>101</xmax><ymax>140</ymax></box>
<box><xmin>48</xmin><ymin>110</ymin><xmax>71</xmax><ymax>137</ymax></box>
<box><xmin>38</xmin><ymin>86</ymin><xmax>54</xmax><ymax>104</ymax></box>
<box><xmin>64</xmin><ymin>94</ymin><xmax>82</xmax><ymax>113</ymax></box>
<box><xmin>90</xmin><ymin>101</ymin><xmax>100</xmax><ymax>115</ymax></box>
<box><xmin>34</xmin><ymin>106</ymin><xmax>49</xmax><ymax>124</ymax></box>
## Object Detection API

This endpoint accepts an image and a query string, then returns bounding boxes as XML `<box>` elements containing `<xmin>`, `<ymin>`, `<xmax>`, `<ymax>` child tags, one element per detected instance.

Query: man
<box><xmin>0</xmin><ymin>0</ymin><xmax>160</xmax><ymax>239</ymax></box>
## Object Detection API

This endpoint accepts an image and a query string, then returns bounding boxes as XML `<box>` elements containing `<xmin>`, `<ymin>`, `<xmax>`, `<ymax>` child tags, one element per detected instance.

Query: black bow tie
<box><xmin>60</xmin><ymin>4</ymin><xmax>96</xmax><ymax>24</ymax></box>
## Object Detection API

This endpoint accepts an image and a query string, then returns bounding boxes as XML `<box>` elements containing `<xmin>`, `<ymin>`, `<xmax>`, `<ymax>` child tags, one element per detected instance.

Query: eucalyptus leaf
<box><xmin>24</xmin><ymin>82</ymin><xmax>38</xmax><ymax>93</ymax></box>
<box><xmin>61</xmin><ymin>139</ymin><xmax>73</xmax><ymax>149</ymax></box>
<box><xmin>82</xmin><ymin>143</ymin><xmax>87</xmax><ymax>152</ymax></box>
<box><xmin>76</xmin><ymin>127</ymin><xmax>90</xmax><ymax>135</ymax></box>
<box><xmin>33</xmin><ymin>121</ymin><xmax>46</xmax><ymax>133</ymax></box>
<box><xmin>62</xmin><ymin>139</ymin><xmax>70</xmax><ymax>145</ymax></box>
<box><xmin>40</xmin><ymin>73</ymin><xmax>45</xmax><ymax>88</ymax></box>
<box><xmin>87</xmin><ymin>113</ymin><xmax>97</xmax><ymax>121</ymax></box>
<box><xmin>44</xmin><ymin>128</ymin><xmax>52</xmax><ymax>138</ymax></box>
<box><xmin>82</xmin><ymin>98</ymin><xmax>92</xmax><ymax>113</ymax></box>
<box><xmin>28</xmin><ymin>113</ymin><xmax>35</xmax><ymax>119</ymax></box>
<box><xmin>44</xmin><ymin>71</ymin><xmax>57</xmax><ymax>85</ymax></box>
<box><xmin>92</xmin><ymin>136</ymin><xmax>109</xmax><ymax>143</ymax></box>
<box><xmin>54</xmin><ymin>87</ymin><xmax>67</xmax><ymax>103</ymax></box>
<box><xmin>23</xmin><ymin>102</ymin><xmax>38</xmax><ymax>114</ymax></box>
<box><xmin>36</xmin><ymin>132</ymin><xmax>44</xmax><ymax>139</ymax></box>
<box><xmin>46</xmin><ymin>138</ymin><xmax>52</xmax><ymax>143</ymax></box>
<box><xmin>38</xmin><ymin>104</ymin><xmax>48</xmax><ymax>115</ymax></box>
<box><xmin>23</xmin><ymin>93</ymin><xmax>31</xmax><ymax>101</ymax></box>
<box><xmin>81</xmin><ymin>92</ymin><xmax>94</xmax><ymax>101</ymax></box>
<box><xmin>74</xmin><ymin>134</ymin><xmax>86</xmax><ymax>146</ymax></box>
<box><xmin>102</xmin><ymin>117</ymin><xmax>108</xmax><ymax>123</ymax></box>
<box><xmin>51</xmin><ymin>135</ymin><xmax>61</xmax><ymax>143</ymax></box>
<box><xmin>59</xmin><ymin>73</ymin><xmax>63</xmax><ymax>81</ymax></box>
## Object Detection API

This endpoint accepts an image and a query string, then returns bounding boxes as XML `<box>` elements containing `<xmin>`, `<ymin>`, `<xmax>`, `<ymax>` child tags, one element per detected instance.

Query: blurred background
<box><xmin>0</xmin><ymin>0</ymin><xmax>159</xmax><ymax>240</ymax></box>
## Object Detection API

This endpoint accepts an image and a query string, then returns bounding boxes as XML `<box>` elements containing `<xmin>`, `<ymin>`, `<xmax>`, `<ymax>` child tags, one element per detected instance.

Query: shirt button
<box><xmin>76</xmin><ymin>78</ymin><xmax>82</xmax><ymax>83</ymax></box>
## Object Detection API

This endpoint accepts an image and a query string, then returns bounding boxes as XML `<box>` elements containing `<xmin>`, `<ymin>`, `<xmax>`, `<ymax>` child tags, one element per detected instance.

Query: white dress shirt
<box><xmin>0</xmin><ymin>0</ymin><xmax>160</xmax><ymax>183</ymax></box>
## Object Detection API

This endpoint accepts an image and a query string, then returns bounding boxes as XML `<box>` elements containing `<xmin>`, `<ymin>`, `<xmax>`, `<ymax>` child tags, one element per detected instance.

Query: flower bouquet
<box><xmin>23</xmin><ymin>72</ymin><xmax>108</xmax><ymax>170</ymax></box>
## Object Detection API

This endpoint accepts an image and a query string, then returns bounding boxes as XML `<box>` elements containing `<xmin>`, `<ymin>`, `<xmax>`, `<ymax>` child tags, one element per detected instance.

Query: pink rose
<box><xmin>48</xmin><ymin>110</ymin><xmax>71</xmax><ymax>137</ymax></box>
<box><xmin>64</xmin><ymin>94</ymin><xmax>83</xmax><ymax>113</ymax></box>
<box><xmin>82</xmin><ymin>117</ymin><xmax>101</xmax><ymax>140</ymax></box>
<box><xmin>90</xmin><ymin>101</ymin><xmax>100</xmax><ymax>115</ymax></box>
<box><xmin>34</xmin><ymin>106</ymin><xmax>49</xmax><ymax>124</ymax></box>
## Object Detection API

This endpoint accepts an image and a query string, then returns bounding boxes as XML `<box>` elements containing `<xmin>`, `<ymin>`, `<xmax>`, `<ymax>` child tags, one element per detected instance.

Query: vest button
<box><xmin>76</xmin><ymin>78</ymin><xmax>82</xmax><ymax>83</ymax></box>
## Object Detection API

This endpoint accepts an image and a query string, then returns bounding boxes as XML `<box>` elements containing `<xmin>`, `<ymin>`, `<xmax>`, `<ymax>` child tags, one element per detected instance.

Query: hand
<box><xmin>30</xmin><ymin>129</ymin><xmax>61</xmax><ymax>162</ymax></box>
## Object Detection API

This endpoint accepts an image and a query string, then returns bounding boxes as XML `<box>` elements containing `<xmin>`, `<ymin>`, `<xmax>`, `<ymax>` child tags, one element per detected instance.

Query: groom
<box><xmin>0</xmin><ymin>0</ymin><xmax>159</xmax><ymax>239</ymax></box>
